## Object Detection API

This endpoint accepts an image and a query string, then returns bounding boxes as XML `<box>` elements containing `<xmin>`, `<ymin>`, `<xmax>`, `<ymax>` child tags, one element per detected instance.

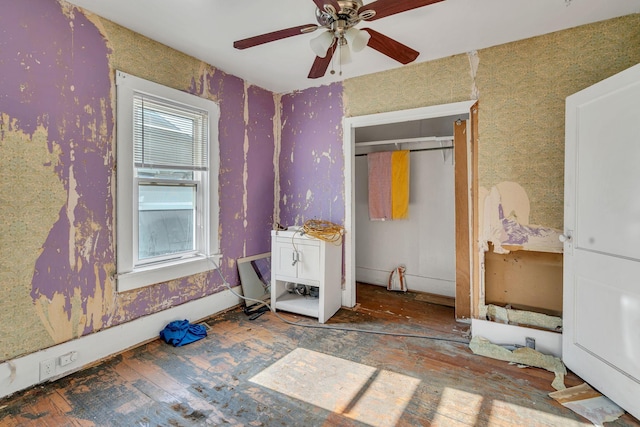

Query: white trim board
<box><xmin>471</xmin><ymin>318</ymin><xmax>562</xmax><ymax>358</ymax></box>
<box><xmin>0</xmin><ymin>287</ymin><xmax>242</xmax><ymax>399</ymax></box>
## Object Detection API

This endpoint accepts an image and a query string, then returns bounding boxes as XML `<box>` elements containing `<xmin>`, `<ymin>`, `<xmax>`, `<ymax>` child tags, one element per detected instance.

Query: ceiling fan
<box><xmin>233</xmin><ymin>0</ymin><xmax>445</xmax><ymax>79</ymax></box>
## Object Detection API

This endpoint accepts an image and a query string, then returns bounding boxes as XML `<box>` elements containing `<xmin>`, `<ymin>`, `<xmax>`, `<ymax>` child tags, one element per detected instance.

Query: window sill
<box><xmin>116</xmin><ymin>253</ymin><xmax>223</xmax><ymax>293</ymax></box>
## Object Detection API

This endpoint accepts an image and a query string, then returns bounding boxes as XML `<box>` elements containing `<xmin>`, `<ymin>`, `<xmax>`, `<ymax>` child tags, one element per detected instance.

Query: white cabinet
<box><xmin>271</xmin><ymin>229</ymin><xmax>342</xmax><ymax>323</ymax></box>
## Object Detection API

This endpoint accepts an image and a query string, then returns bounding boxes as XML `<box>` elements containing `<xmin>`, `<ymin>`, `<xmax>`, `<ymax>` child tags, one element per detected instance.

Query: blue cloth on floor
<box><xmin>159</xmin><ymin>319</ymin><xmax>207</xmax><ymax>347</ymax></box>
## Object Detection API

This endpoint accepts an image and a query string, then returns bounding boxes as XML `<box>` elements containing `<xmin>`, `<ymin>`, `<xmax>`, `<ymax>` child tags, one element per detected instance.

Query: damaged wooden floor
<box><xmin>1</xmin><ymin>283</ymin><xmax>639</xmax><ymax>427</ymax></box>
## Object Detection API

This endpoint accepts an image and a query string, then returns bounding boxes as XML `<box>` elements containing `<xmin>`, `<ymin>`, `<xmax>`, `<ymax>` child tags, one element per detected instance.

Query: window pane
<box><xmin>138</xmin><ymin>184</ymin><xmax>196</xmax><ymax>261</ymax></box>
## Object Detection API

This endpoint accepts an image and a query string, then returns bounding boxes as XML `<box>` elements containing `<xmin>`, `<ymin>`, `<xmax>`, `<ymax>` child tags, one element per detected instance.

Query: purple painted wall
<box><xmin>245</xmin><ymin>86</ymin><xmax>277</xmax><ymax>255</ymax></box>
<box><xmin>279</xmin><ymin>84</ymin><xmax>345</xmax><ymax>227</ymax></box>
<box><xmin>0</xmin><ymin>0</ymin><xmax>276</xmax><ymax>359</ymax></box>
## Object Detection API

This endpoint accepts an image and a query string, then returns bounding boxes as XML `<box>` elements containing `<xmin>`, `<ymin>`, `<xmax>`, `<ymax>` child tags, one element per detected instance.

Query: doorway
<box><xmin>342</xmin><ymin>101</ymin><xmax>477</xmax><ymax>319</ymax></box>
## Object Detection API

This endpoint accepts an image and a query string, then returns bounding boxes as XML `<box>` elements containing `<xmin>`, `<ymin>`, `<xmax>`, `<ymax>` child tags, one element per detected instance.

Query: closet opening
<box><xmin>342</xmin><ymin>101</ymin><xmax>477</xmax><ymax>321</ymax></box>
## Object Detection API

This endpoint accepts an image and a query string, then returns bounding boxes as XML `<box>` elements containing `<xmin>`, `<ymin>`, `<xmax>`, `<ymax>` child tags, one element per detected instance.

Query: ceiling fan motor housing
<box><xmin>316</xmin><ymin>0</ymin><xmax>366</xmax><ymax>31</ymax></box>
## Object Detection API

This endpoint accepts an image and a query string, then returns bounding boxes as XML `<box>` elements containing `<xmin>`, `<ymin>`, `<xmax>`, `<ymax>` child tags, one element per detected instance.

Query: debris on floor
<box><xmin>549</xmin><ymin>382</ymin><xmax>625</xmax><ymax>426</ymax></box>
<box><xmin>486</xmin><ymin>304</ymin><xmax>562</xmax><ymax>331</ymax></box>
<box><xmin>469</xmin><ymin>336</ymin><xmax>566</xmax><ymax>390</ymax></box>
<box><xmin>159</xmin><ymin>319</ymin><xmax>208</xmax><ymax>347</ymax></box>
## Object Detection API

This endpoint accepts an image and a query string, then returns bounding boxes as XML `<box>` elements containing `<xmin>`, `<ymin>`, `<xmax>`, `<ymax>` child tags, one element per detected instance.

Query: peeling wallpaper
<box><xmin>279</xmin><ymin>84</ymin><xmax>345</xmax><ymax>227</ymax></box>
<box><xmin>476</xmin><ymin>14</ymin><xmax>640</xmax><ymax>229</ymax></box>
<box><xmin>0</xmin><ymin>118</ymin><xmax>61</xmax><ymax>356</ymax></box>
<box><xmin>0</xmin><ymin>0</ymin><xmax>276</xmax><ymax>361</ymax></box>
<box><xmin>244</xmin><ymin>86</ymin><xmax>277</xmax><ymax>255</ymax></box>
<box><xmin>1</xmin><ymin>0</ymin><xmax>116</xmax><ymax>359</ymax></box>
<box><xmin>344</xmin><ymin>14</ymin><xmax>640</xmax><ymax>230</ymax></box>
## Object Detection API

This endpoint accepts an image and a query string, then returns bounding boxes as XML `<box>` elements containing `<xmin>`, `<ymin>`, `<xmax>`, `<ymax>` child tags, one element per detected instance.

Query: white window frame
<box><xmin>115</xmin><ymin>70</ymin><xmax>221</xmax><ymax>292</ymax></box>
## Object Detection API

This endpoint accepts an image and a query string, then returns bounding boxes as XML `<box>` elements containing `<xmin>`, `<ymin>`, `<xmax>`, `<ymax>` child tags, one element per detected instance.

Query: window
<box><xmin>116</xmin><ymin>71</ymin><xmax>220</xmax><ymax>292</ymax></box>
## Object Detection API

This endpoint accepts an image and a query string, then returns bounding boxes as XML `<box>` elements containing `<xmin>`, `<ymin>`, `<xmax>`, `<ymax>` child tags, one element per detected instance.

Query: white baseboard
<box><xmin>356</xmin><ymin>267</ymin><xmax>455</xmax><ymax>297</ymax></box>
<box><xmin>471</xmin><ymin>318</ymin><xmax>562</xmax><ymax>358</ymax></box>
<box><xmin>0</xmin><ymin>287</ymin><xmax>242</xmax><ymax>400</ymax></box>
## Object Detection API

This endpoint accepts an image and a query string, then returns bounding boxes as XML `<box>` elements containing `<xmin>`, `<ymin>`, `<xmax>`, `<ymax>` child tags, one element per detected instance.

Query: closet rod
<box><xmin>356</xmin><ymin>135</ymin><xmax>454</xmax><ymax>147</ymax></box>
<box><xmin>354</xmin><ymin>145</ymin><xmax>454</xmax><ymax>157</ymax></box>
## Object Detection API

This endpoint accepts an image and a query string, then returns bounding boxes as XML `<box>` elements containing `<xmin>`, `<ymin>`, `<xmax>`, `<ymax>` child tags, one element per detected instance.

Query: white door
<box><xmin>564</xmin><ymin>63</ymin><xmax>640</xmax><ymax>420</ymax></box>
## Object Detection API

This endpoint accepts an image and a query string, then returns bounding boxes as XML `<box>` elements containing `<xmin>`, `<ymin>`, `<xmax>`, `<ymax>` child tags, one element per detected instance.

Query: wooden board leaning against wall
<box><xmin>454</xmin><ymin>101</ymin><xmax>479</xmax><ymax>321</ymax></box>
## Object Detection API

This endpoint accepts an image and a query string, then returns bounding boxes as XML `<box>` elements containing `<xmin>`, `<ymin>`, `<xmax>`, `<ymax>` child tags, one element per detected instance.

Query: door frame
<box><xmin>342</xmin><ymin>100</ymin><xmax>476</xmax><ymax>318</ymax></box>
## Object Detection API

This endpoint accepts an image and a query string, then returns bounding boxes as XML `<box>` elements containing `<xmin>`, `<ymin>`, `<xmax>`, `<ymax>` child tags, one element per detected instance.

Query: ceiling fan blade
<box><xmin>234</xmin><ymin>24</ymin><xmax>318</xmax><ymax>49</ymax></box>
<box><xmin>312</xmin><ymin>0</ymin><xmax>341</xmax><ymax>14</ymax></box>
<box><xmin>362</xmin><ymin>28</ymin><xmax>419</xmax><ymax>64</ymax></box>
<box><xmin>308</xmin><ymin>45</ymin><xmax>335</xmax><ymax>79</ymax></box>
<box><xmin>365</xmin><ymin>0</ymin><xmax>445</xmax><ymax>21</ymax></box>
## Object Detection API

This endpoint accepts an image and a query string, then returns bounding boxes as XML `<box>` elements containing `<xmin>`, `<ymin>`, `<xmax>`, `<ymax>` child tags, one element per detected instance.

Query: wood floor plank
<box><xmin>4</xmin><ymin>388</ymin><xmax>91</xmax><ymax>427</ymax></box>
<box><xmin>48</xmin><ymin>391</ymin><xmax>95</xmax><ymax>427</ymax></box>
<box><xmin>120</xmin><ymin>352</ymin><xmax>240</xmax><ymax>425</ymax></box>
<box><xmin>0</xmin><ymin>413</ymin><xmax>20</xmax><ymax>427</ymax></box>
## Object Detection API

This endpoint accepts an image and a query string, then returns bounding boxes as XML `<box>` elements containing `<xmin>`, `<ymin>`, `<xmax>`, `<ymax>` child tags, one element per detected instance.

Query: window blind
<box><xmin>133</xmin><ymin>93</ymin><xmax>208</xmax><ymax>171</ymax></box>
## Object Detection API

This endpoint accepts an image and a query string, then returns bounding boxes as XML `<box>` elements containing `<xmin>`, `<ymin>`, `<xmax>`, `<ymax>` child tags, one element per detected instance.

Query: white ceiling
<box><xmin>65</xmin><ymin>0</ymin><xmax>640</xmax><ymax>94</ymax></box>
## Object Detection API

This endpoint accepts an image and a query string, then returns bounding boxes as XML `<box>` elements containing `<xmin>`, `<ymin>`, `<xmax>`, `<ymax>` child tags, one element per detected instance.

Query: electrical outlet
<box><xmin>40</xmin><ymin>358</ymin><xmax>56</xmax><ymax>381</ymax></box>
<box><xmin>58</xmin><ymin>351</ymin><xmax>78</xmax><ymax>367</ymax></box>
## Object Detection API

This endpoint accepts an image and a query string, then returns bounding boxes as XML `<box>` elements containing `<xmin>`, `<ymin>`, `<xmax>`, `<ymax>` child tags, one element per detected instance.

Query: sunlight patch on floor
<box><xmin>432</xmin><ymin>387</ymin><xmax>484</xmax><ymax>425</ymax></box>
<box><xmin>488</xmin><ymin>399</ymin><xmax>590</xmax><ymax>426</ymax></box>
<box><xmin>432</xmin><ymin>386</ymin><xmax>590</xmax><ymax>426</ymax></box>
<box><xmin>250</xmin><ymin>347</ymin><xmax>420</xmax><ymax>427</ymax></box>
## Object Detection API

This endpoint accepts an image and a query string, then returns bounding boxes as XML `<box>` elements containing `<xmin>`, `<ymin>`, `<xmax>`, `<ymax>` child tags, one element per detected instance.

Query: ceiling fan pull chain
<box><xmin>329</xmin><ymin>43</ymin><xmax>336</xmax><ymax>75</ymax></box>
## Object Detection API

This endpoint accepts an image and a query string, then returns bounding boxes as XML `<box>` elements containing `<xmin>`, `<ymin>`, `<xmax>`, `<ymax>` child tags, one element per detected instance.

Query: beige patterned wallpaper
<box><xmin>344</xmin><ymin>14</ymin><xmax>640</xmax><ymax>229</ymax></box>
<box><xmin>98</xmin><ymin>19</ymin><xmax>208</xmax><ymax>96</ymax></box>
<box><xmin>343</xmin><ymin>53</ymin><xmax>472</xmax><ymax>117</ymax></box>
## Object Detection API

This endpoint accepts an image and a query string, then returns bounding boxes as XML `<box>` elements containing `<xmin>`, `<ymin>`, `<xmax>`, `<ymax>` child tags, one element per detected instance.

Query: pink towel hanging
<box><xmin>368</xmin><ymin>152</ymin><xmax>392</xmax><ymax>220</ymax></box>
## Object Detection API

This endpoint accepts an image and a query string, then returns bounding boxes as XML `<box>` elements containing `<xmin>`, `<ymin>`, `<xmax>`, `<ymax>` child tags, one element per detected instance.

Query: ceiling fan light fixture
<box><xmin>344</xmin><ymin>27</ymin><xmax>370</xmax><ymax>52</ymax></box>
<box><xmin>310</xmin><ymin>31</ymin><xmax>335</xmax><ymax>57</ymax></box>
